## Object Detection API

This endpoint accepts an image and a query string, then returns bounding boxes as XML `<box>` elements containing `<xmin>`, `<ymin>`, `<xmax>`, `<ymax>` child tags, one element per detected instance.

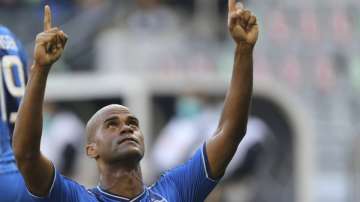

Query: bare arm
<box><xmin>206</xmin><ymin>1</ymin><xmax>259</xmax><ymax>179</ymax></box>
<box><xmin>12</xmin><ymin>5</ymin><xmax>68</xmax><ymax>196</ymax></box>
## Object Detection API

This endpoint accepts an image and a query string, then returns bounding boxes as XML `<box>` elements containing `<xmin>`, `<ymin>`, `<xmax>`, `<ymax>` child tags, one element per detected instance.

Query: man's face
<box><xmin>91</xmin><ymin>105</ymin><xmax>145</xmax><ymax>164</ymax></box>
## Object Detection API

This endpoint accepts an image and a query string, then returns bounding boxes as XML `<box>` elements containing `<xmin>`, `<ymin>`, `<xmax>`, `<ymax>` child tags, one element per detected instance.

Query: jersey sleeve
<box><xmin>164</xmin><ymin>143</ymin><xmax>220</xmax><ymax>201</ymax></box>
<box><xmin>27</xmin><ymin>167</ymin><xmax>87</xmax><ymax>202</ymax></box>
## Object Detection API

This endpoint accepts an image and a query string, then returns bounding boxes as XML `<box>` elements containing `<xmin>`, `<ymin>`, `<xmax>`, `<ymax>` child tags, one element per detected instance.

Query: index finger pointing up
<box><xmin>44</xmin><ymin>5</ymin><xmax>52</xmax><ymax>31</ymax></box>
<box><xmin>228</xmin><ymin>0</ymin><xmax>236</xmax><ymax>13</ymax></box>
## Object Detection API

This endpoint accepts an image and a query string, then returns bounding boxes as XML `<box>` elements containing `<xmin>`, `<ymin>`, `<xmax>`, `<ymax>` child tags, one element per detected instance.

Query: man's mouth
<box><xmin>117</xmin><ymin>137</ymin><xmax>138</xmax><ymax>145</ymax></box>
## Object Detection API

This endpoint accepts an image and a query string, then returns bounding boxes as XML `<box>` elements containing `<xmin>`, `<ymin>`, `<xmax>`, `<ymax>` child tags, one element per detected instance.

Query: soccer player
<box><xmin>0</xmin><ymin>26</ymin><xmax>35</xmax><ymax>201</ymax></box>
<box><xmin>13</xmin><ymin>1</ymin><xmax>258</xmax><ymax>201</ymax></box>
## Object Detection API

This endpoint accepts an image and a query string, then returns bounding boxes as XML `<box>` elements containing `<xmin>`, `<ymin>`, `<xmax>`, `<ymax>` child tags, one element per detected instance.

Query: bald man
<box><xmin>13</xmin><ymin>1</ymin><xmax>259</xmax><ymax>201</ymax></box>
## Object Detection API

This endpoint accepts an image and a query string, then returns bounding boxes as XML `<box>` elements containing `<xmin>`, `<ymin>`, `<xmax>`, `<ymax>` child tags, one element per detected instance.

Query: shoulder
<box><xmin>152</xmin><ymin>145</ymin><xmax>207</xmax><ymax>187</ymax></box>
<box><xmin>0</xmin><ymin>26</ymin><xmax>12</xmax><ymax>35</ymax></box>
<box><xmin>29</xmin><ymin>171</ymin><xmax>97</xmax><ymax>201</ymax></box>
<box><xmin>149</xmin><ymin>170</ymin><xmax>182</xmax><ymax>199</ymax></box>
<box><xmin>0</xmin><ymin>26</ymin><xmax>20</xmax><ymax>52</ymax></box>
<box><xmin>149</xmin><ymin>145</ymin><xmax>219</xmax><ymax>201</ymax></box>
<box><xmin>59</xmin><ymin>174</ymin><xmax>95</xmax><ymax>198</ymax></box>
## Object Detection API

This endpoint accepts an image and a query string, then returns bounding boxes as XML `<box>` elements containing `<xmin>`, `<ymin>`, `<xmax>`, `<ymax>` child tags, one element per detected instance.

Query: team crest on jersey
<box><xmin>0</xmin><ymin>35</ymin><xmax>18</xmax><ymax>51</ymax></box>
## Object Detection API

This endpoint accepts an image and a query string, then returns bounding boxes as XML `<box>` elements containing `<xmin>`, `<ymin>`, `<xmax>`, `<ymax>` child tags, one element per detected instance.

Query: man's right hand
<box><xmin>228</xmin><ymin>0</ymin><xmax>258</xmax><ymax>47</ymax></box>
<box><xmin>33</xmin><ymin>5</ymin><xmax>68</xmax><ymax>69</ymax></box>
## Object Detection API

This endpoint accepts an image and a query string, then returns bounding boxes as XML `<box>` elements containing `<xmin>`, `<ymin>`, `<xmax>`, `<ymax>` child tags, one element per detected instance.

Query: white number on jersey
<box><xmin>0</xmin><ymin>55</ymin><xmax>26</xmax><ymax>123</ymax></box>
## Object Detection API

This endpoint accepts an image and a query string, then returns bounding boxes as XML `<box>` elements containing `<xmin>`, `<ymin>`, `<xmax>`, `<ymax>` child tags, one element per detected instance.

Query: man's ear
<box><xmin>86</xmin><ymin>143</ymin><xmax>98</xmax><ymax>159</ymax></box>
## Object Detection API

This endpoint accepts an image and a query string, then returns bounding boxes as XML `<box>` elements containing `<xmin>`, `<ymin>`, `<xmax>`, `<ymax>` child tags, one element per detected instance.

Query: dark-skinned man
<box><xmin>13</xmin><ymin>1</ymin><xmax>259</xmax><ymax>201</ymax></box>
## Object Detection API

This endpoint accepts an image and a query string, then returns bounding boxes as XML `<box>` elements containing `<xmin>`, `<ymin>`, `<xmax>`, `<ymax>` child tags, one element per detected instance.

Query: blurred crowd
<box><xmin>1</xmin><ymin>0</ymin><xmax>360</xmax><ymax>201</ymax></box>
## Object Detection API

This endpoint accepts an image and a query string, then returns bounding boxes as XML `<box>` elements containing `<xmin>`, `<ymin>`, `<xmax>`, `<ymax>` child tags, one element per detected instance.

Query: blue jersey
<box><xmin>28</xmin><ymin>144</ymin><xmax>219</xmax><ymax>202</ymax></box>
<box><xmin>0</xmin><ymin>26</ymin><xmax>28</xmax><ymax>173</ymax></box>
<box><xmin>0</xmin><ymin>26</ymin><xmax>33</xmax><ymax>202</ymax></box>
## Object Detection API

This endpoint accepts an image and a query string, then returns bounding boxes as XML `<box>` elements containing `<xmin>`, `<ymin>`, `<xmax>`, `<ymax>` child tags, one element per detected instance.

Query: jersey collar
<box><xmin>96</xmin><ymin>185</ymin><xmax>147</xmax><ymax>202</ymax></box>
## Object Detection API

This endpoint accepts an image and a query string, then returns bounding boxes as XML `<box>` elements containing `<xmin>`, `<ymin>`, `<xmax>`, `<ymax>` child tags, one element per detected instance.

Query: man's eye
<box><xmin>129</xmin><ymin>120</ymin><xmax>138</xmax><ymax>127</ymax></box>
<box><xmin>107</xmin><ymin>121</ymin><xmax>117</xmax><ymax>128</ymax></box>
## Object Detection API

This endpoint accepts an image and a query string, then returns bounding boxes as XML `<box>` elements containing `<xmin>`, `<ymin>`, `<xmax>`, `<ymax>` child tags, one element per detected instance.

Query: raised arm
<box><xmin>12</xmin><ymin>5</ymin><xmax>68</xmax><ymax>196</ymax></box>
<box><xmin>206</xmin><ymin>1</ymin><xmax>259</xmax><ymax>178</ymax></box>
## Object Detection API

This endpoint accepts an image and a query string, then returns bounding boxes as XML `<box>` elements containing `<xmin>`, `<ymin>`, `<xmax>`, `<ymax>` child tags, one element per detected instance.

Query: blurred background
<box><xmin>1</xmin><ymin>0</ymin><xmax>360</xmax><ymax>201</ymax></box>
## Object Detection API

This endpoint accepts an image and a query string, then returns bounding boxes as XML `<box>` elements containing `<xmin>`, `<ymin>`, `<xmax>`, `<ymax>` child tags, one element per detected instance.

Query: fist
<box><xmin>33</xmin><ymin>5</ymin><xmax>68</xmax><ymax>69</ymax></box>
<box><xmin>228</xmin><ymin>1</ymin><xmax>259</xmax><ymax>46</ymax></box>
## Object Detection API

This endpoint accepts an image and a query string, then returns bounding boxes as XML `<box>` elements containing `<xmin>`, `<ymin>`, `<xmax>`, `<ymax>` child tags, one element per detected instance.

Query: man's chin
<box><xmin>114</xmin><ymin>148</ymin><xmax>144</xmax><ymax>163</ymax></box>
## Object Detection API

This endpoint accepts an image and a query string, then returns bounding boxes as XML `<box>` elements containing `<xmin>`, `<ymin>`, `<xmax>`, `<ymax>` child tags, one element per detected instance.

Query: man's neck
<box><xmin>98</xmin><ymin>162</ymin><xmax>144</xmax><ymax>199</ymax></box>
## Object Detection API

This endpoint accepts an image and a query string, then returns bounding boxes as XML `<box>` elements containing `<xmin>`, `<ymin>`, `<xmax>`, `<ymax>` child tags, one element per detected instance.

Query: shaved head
<box><xmin>86</xmin><ymin>104</ymin><xmax>130</xmax><ymax>143</ymax></box>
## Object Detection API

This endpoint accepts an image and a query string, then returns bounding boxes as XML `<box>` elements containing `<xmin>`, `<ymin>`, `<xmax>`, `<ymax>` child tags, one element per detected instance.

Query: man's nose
<box><xmin>120</xmin><ymin>124</ymin><xmax>133</xmax><ymax>135</ymax></box>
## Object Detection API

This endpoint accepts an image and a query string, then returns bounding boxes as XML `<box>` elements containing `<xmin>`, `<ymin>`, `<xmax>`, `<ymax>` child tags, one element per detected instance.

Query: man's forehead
<box><xmin>87</xmin><ymin>104</ymin><xmax>134</xmax><ymax>129</ymax></box>
<box><xmin>98</xmin><ymin>105</ymin><xmax>134</xmax><ymax>119</ymax></box>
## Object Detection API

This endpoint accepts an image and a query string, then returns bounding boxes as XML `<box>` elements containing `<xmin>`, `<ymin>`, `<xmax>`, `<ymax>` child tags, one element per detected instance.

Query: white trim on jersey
<box><xmin>201</xmin><ymin>145</ymin><xmax>218</xmax><ymax>183</ymax></box>
<box><xmin>97</xmin><ymin>185</ymin><xmax>146</xmax><ymax>202</ymax></box>
<box><xmin>27</xmin><ymin>163</ymin><xmax>57</xmax><ymax>199</ymax></box>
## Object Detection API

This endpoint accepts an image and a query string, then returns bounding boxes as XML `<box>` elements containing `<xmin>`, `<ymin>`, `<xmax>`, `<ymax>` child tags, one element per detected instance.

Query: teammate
<box><xmin>13</xmin><ymin>1</ymin><xmax>258</xmax><ymax>201</ymax></box>
<box><xmin>0</xmin><ymin>25</ymin><xmax>35</xmax><ymax>201</ymax></box>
